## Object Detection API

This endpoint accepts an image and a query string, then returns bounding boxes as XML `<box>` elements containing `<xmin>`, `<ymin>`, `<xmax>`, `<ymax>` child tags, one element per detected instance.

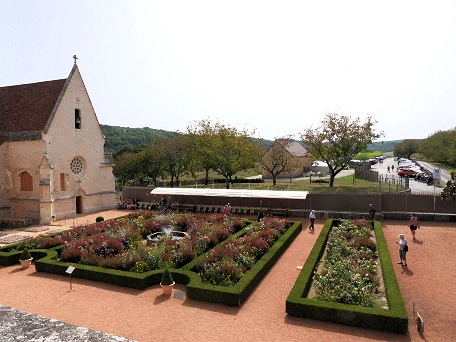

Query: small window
<box><xmin>75</xmin><ymin>109</ymin><xmax>81</xmax><ymax>129</ymax></box>
<box><xmin>20</xmin><ymin>171</ymin><xmax>33</xmax><ymax>191</ymax></box>
<box><xmin>60</xmin><ymin>173</ymin><xmax>65</xmax><ymax>191</ymax></box>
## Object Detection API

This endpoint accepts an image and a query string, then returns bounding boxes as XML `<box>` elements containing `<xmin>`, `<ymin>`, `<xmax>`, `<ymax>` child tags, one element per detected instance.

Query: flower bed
<box><xmin>193</xmin><ymin>217</ymin><xmax>288</xmax><ymax>286</ymax></box>
<box><xmin>0</xmin><ymin>213</ymin><xmax>302</xmax><ymax>306</ymax></box>
<box><xmin>5</xmin><ymin>213</ymin><xmax>244</xmax><ymax>272</ymax></box>
<box><xmin>286</xmin><ymin>219</ymin><xmax>408</xmax><ymax>333</ymax></box>
<box><xmin>312</xmin><ymin>219</ymin><xmax>382</xmax><ymax>307</ymax></box>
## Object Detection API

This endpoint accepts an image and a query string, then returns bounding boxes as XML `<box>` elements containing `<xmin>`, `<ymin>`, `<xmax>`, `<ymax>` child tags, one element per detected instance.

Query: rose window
<box><xmin>70</xmin><ymin>157</ymin><xmax>84</xmax><ymax>174</ymax></box>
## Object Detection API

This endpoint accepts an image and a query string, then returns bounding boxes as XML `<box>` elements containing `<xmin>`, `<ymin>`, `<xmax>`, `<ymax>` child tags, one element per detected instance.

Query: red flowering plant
<box><xmin>195</xmin><ymin>218</ymin><xmax>288</xmax><ymax>286</ymax></box>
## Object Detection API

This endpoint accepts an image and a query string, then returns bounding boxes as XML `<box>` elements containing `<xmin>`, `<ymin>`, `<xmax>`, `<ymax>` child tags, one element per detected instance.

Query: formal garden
<box><xmin>0</xmin><ymin>212</ymin><xmax>302</xmax><ymax>306</ymax></box>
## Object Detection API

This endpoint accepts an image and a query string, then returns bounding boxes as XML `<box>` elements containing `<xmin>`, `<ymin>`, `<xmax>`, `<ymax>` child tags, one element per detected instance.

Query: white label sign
<box><xmin>65</xmin><ymin>266</ymin><xmax>75</xmax><ymax>274</ymax></box>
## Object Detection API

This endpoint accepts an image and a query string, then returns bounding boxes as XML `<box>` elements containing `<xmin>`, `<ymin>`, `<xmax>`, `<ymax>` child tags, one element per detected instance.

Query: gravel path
<box><xmin>0</xmin><ymin>212</ymin><xmax>455</xmax><ymax>341</ymax></box>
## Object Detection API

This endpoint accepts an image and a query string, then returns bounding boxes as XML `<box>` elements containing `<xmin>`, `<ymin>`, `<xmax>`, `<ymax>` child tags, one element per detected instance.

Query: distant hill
<box><xmin>101</xmin><ymin>124</ymin><xmax>402</xmax><ymax>155</ymax></box>
<box><xmin>368</xmin><ymin>140</ymin><xmax>403</xmax><ymax>153</ymax></box>
<box><xmin>101</xmin><ymin>125</ymin><xmax>178</xmax><ymax>156</ymax></box>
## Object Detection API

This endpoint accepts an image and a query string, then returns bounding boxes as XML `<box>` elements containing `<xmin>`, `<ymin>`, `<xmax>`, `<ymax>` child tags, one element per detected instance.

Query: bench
<box><xmin>267</xmin><ymin>207</ymin><xmax>288</xmax><ymax>217</ymax></box>
<box><xmin>0</xmin><ymin>218</ymin><xmax>32</xmax><ymax>228</ymax></box>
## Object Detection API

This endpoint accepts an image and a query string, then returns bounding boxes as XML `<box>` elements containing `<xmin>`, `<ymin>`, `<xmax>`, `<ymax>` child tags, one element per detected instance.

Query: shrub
<box><xmin>161</xmin><ymin>268</ymin><xmax>174</xmax><ymax>285</ymax></box>
<box><xmin>95</xmin><ymin>216</ymin><xmax>104</xmax><ymax>222</ymax></box>
<box><xmin>20</xmin><ymin>247</ymin><xmax>32</xmax><ymax>260</ymax></box>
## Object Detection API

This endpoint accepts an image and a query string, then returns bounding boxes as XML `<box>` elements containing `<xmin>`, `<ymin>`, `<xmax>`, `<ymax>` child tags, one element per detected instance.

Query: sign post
<box><xmin>433</xmin><ymin>168</ymin><xmax>441</xmax><ymax>214</ymax></box>
<box><xmin>65</xmin><ymin>266</ymin><xmax>75</xmax><ymax>292</ymax></box>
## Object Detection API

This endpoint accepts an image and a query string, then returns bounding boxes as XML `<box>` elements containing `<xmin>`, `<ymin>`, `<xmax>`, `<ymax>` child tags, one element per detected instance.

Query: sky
<box><xmin>1</xmin><ymin>1</ymin><xmax>455</xmax><ymax>142</ymax></box>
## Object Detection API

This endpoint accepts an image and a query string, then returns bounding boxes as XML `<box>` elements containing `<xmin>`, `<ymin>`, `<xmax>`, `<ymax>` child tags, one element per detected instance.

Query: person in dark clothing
<box><xmin>368</xmin><ymin>203</ymin><xmax>376</xmax><ymax>228</ymax></box>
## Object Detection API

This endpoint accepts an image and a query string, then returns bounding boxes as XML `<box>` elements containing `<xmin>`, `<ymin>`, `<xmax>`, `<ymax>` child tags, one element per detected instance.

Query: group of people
<box><xmin>116</xmin><ymin>198</ymin><xmax>139</xmax><ymax>210</ymax></box>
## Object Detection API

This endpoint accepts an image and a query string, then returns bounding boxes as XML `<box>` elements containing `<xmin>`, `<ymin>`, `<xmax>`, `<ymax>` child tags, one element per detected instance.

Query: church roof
<box><xmin>0</xmin><ymin>78</ymin><xmax>67</xmax><ymax>135</ymax></box>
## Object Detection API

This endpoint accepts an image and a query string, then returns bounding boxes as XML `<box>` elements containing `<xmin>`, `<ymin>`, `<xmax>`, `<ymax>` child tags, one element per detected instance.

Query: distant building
<box><xmin>261</xmin><ymin>140</ymin><xmax>311</xmax><ymax>179</ymax></box>
<box><xmin>0</xmin><ymin>58</ymin><xmax>115</xmax><ymax>224</ymax></box>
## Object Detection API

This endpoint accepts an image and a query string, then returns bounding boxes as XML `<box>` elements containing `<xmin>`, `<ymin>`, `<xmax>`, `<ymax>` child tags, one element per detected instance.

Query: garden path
<box><xmin>0</xmin><ymin>210</ymin><xmax>455</xmax><ymax>341</ymax></box>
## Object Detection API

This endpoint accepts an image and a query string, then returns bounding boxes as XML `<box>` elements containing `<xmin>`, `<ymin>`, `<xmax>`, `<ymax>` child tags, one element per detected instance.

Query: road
<box><xmin>371</xmin><ymin>157</ymin><xmax>450</xmax><ymax>195</ymax></box>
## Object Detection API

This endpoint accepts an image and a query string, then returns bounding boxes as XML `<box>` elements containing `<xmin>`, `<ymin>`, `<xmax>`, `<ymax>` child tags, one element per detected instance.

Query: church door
<box><xmin>76</xmin><ymin>196</ymin><xmax>83</xmax><ymax>214</ymax></box>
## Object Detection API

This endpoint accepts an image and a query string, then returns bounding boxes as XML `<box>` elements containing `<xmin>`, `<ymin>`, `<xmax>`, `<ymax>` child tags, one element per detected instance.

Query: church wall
<box><xmin>0</xmin><ymin>140</ymin><xmax>46</xmax><ymax>220</ymax></box>
<box><xmin>45</xmin><ymin>67</ymin><xmax>115</xmax><ymax>218</ymax></box>
<box><xmin>0</xmin><ymin>143</ymin><xmax>9</xmax><ymax>216</ymax></box>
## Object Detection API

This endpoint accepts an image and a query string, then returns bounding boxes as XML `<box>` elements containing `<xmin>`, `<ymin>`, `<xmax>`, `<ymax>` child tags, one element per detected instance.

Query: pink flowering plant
<box><xmin>195</xmin><ymin>217</ymin><xmax>287</xmax><ymax>286</ymax></box>
<box><xmin>48</xmin><ymin>213</ymin><xmax>243</xmax><ymax>272</ymax></box>
<box><xmin>312</xmin><ymin>219</ymin><xmax>380</xmax><ymax>307</ymax></box>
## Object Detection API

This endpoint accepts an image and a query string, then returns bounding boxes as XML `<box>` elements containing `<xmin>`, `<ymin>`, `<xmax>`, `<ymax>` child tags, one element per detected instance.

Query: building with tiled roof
<box><xmin>0</xmin><ymin>59</ymin><xmax>115</xmax><ymax>224</ymax></box>
<box><xmin>261</xmin><ymin>140</ymin><xmax>312</xmax><ymax>180</ymax></box>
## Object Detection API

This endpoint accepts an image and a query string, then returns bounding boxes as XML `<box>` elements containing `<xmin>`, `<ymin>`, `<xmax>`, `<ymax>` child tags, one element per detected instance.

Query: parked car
<box><xmin>397</xmin><ymin>169</ymin><xmax>418</xmax><ymax>178</ymax></box>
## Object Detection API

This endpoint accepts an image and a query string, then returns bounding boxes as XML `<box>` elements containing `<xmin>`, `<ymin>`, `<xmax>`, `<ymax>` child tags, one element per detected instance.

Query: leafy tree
<box><xmin>441</xmin><ymin>171</ymin><xmax>456</xmax><ymax>201</ymax></box>
<box><xmin>113</xmin><ymin>151</ymin><xmax>142</xmax><ymax>185</ymax></box>
<box><xmin>137</xmin><ymin>141</ymin><xmax>165</xmax><ymax>187</ymax></box>
<box><xmin>393</xmin><ymin>139</ymin><xmax>420</xmax><ymax>159</ymax></box>
<box><xmin>261</xmin><ymin>137</ymin><xmax>300</xmax><ymax>185</ymax></box>
<box><xmin>159</xmin><ymin>134</ymin><xmax>193</xmax><ymax>187</ymax></box>
<box><xmin>211</xmin><ymin>124</ymin><xmax>263</xmax><ymax>188</ymax></box>
<box><xmin>300</xmin><ymin>113</ymin><xmax>382</xmax><ymax>187</ymax></box>
<box><xmin>420</xmin><ymin>129</ymin><xmax>456</xmax><ymax>165</ymax></box>
<box><xmin>186</xmin><ymin>118</ymin><xmax>219</xmax><ymax>185</ymax></box>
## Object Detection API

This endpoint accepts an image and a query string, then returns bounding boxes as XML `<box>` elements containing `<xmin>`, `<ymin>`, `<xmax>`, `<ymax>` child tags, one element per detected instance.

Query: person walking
<box><xmin>368</xmin><ymin>203</ymin><xmax>376</xmax><ymax>228</ymax></box>
<box><xmin>308</xmin><ymin>210</ymin><xmax>316</xmax><ymax>231</ymax></box>
<box><xmin>396</xmin><ymin>233</ymin><xmax>408</xmax><ymax>266</ymax></box>
<box><xmin>409</xmin><ymin>214</ymin><xmax>420</xmax><ymax>240</ymax></box>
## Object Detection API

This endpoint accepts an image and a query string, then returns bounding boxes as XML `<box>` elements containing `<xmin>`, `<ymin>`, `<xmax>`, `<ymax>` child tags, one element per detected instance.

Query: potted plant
<box><xmin>19</xmin><ymin>247</ymin><xmax>33</xmax><ymax>269</ymax></box>
<box><xmin>160</xmin><ymin>268</ymin><xmax>175</xmax><ymax>295</ymax></box>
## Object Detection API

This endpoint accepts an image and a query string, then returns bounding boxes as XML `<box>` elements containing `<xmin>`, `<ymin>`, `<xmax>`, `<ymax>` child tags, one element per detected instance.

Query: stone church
<box><xmin>0</xmin><ymin>58</ymin><xmax>115</xmax><ymax>224</ymax></box>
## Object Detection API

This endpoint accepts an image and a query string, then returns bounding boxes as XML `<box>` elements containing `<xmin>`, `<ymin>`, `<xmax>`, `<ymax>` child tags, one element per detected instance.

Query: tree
<box><xmin>211</xmin><ymin>124</ymin><xmax>262</xmax><ymax>189</ymax></box>
<box><xmin>393</xmin><ymin>139</ymin><xmax>420</xmax><ymax>159</ymax></box>
<box><xmin>261</xmin><ymin>137</ymin><xmax>298</xmax><ymax>185</ymax></box>
<box><xmin>159</xmin><ymin>134</ymin><xmax>193</xmax><ymax>188</ymax></box>
<box><xmin>420</xmin><ymin>129</ymin><xmax>456</xmax><ymax>164</ymax></box>
<box><xmin>137</xmin><ymin>140</ymin><xmax>164</xmax><ymax>187</ymax></box>
<box><xmin>300</xmin><ymin>113</ymin><xmax>382</xmax><ymax>187</ymax></box>
<box><xmin>186</xmin><ymin>118</ymin><xmax>219</xmax><ymax>185</ymax></box>
<box><xmin>441</xmin><ymin>171</ymin><xmax>456</xmax><ymax>201</ymax></box>
<box><xmin>113</xmin><ymin>151</ymin><xmax>143</xmax><ymax>185</ymax></box>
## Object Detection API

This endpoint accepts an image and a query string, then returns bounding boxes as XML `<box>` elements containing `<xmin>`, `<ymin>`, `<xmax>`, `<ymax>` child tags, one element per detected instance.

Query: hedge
<box><xmin>0</xmin><ymin>219</ymin><xmax>302</xmax><ymax>307</ymax></box>
<box><xmin>285</xmin><ymin>219</ymin><xmax>408</xmax><ymax>333</ymax></box>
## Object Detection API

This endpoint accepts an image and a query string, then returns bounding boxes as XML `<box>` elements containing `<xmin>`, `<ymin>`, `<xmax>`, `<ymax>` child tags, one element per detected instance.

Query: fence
<box><xmin>122</xmin><ymin>186</ymin><xmax>456</xmax><ymax>221</ymax></box>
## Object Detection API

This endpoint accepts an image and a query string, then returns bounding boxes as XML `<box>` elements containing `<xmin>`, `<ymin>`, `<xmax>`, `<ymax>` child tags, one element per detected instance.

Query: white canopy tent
<box><xmin>150</xmin><ymin>188</ymin><xmax>308</xmax><ymax>200</ymax></box>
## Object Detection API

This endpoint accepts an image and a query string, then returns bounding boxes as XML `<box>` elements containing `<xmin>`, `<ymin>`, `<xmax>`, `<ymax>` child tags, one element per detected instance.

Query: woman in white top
<box><xmin>396</xmin><ymin>233</ymin><xmax>408</xmax><ymax>266</ymax></box>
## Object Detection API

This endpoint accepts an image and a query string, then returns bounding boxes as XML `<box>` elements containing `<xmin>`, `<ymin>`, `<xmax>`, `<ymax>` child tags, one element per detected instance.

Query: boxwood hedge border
<box><xmin>285</xmin><ymin>219</ymin><xmax>408</xmax><ymax>333</ymax></box>
<box><xmin>0</xmin><ymin>219</ymin><xmax>302</xmax><ymax>306</ymax></box>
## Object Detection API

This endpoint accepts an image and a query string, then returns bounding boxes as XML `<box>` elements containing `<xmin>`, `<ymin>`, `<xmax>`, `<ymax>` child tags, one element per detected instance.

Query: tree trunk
<box><xmin>204</xmin><ymin>169</ymin><xmax>209</xmax><ymax>185</ymax></box>
<box><xmin>329</xmin><ymin>174</ymin><xmax>335</xmax><ymax>187</ymax></box>
<box><xmin>273</xmin><ymin>176</ymin><xmax>277</xmax><ymax>185</ymax></box>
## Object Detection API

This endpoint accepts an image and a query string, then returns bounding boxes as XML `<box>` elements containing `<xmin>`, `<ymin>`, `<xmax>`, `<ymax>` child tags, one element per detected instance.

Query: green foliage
<box><xmin>441</xmin><ymin>171</ymin><xmax>456</xmax><ymax>201</ymax></box>
<box><xmin>160</xmin><ymin>268</ymin><xmax>174</xmax><ymax>285</ymax></box>
<box><xmin>393</xmin><ymin>139</ymin><xmax>420</xmax><ymax>159</ymax></box>
<box><xmin>419</xmin><ymin>128</ymin><xmax>456</xmax><ymax>165</ymax></box>
<box><xmin>300</xmin><ymin>113</ymin><xmax>383</xmax><ymax>187</ymax></box>
<box><xmin>20</xmin><ymin>247</ymin><xmax>31</xmax><ymax>260</ymax></box>
<box><xmin>95</xmin><ymin>216</ymin><xmax>104</xmax><ymax>222</ymax></box>
<box><xmin>101</xmin><ymin>125</ymin><xmax>178</xmax><ymax>156</ymax></box>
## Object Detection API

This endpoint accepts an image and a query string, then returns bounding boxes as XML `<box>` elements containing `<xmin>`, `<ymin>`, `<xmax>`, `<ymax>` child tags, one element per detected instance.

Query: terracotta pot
<box><xmin>19</xmin><ymin>258</ymin><xmax>33</xmax><ymax>269</ymax></box>
<box><xmin>160</xmin><ymin>281</ymin><xmax>175</xmax><ymax>295</ymax></box>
